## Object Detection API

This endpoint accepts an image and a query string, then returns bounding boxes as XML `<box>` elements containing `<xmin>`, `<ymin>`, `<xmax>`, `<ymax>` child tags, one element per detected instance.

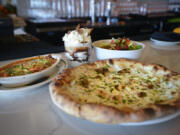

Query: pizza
<box><xmin>49</xmin><ymin>59</ymin><xmax>180</xmax><ymax>124</ymax></box>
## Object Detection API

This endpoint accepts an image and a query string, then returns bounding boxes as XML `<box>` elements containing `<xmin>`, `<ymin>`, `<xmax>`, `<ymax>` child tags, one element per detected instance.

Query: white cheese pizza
<box><xmin>49</xmin><ymin>59</ymin><xmax>180</xmax><ymax>124</ymax></box>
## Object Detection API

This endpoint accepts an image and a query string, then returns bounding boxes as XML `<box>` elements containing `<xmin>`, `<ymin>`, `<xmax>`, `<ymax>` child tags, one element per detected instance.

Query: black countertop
<box><xmin>0</xmin><ymin>40</ymin><xmax>64</xmax><ymax>61</ymax></box>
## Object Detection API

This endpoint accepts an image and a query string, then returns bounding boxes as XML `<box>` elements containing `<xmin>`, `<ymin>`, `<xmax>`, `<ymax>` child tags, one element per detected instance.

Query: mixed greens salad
<box><xmin>98</xmin><ymin>38</ymin><xmax>142</xmax><ymax>50</ymax></box>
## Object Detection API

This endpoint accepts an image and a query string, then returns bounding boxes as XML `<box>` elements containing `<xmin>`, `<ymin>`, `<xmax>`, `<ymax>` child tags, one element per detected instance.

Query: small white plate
<box><xmin>0</xmin><ymin>59</ymin><xmax>67</xmax><ymax>93</ymax></box>
<box><xmin>150</xmin><ymin>38</ymin><xmax>180</xmax><ymax>46</ymax></box>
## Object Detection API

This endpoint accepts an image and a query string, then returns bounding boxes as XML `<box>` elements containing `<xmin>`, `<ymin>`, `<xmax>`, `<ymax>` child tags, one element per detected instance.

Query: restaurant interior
<box><xmin>0</xmin><ymin>0</ymin><xmax>180</xmax><ymax>60</ymax></box>
<box><xmin>0</xmin><ymin>0</ymin><xmax>180</xmax><ymax>135</ymax></box>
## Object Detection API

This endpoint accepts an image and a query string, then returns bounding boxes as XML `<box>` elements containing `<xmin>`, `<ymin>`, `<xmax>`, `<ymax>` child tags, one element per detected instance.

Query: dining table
<box><xmin>0</xmin><ymin>40</ymin><xmax>180</xmax><ymax>135</ymax></box>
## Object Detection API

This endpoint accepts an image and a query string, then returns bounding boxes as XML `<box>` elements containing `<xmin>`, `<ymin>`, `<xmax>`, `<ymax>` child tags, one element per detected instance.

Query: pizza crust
<box><xmin>49</xmin><ymin>59</ymin><xmax>180</xmax><ymax>124</ymax></box>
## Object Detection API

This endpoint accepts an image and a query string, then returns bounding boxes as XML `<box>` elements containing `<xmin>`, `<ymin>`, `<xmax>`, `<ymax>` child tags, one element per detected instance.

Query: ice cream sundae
<box><xmin>63</xmin><ymin>25</ymin><xmax>93</xmax><ymax>66</ymax></box>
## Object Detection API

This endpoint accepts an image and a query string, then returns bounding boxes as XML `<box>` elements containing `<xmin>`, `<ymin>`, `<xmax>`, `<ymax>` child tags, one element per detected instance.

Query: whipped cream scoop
<box><xmin>63</xmin><ymin>27</ymin><xmax>92</xmax><ymax>47</ymax></box>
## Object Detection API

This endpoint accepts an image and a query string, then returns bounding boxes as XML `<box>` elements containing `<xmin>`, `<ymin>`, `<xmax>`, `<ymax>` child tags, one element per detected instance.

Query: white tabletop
<box><xmin>1</xmin><ymin>41</ymin><xmax>180</xmax><ymax>135</ymax></box>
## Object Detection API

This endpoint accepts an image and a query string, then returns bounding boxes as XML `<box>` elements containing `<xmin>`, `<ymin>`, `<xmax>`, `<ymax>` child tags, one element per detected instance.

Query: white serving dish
<box><xmin>0</xmin><ymin>54</ymin><xmax>61</xmax><ymax>88</ymax></box>
<box><xmin>92</xmin><ymin>39</ymin><xmax>145</xmax><ymax>60</ymax></box>
<box><xmin>150</xmin><ymin>38</ymin><xmax>180</xmax><ymax>46</ymax></box>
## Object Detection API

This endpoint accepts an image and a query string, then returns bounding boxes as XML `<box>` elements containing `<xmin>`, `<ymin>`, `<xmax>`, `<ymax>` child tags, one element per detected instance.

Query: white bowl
<box><xmin>150</xmin><ymin>38</ymin><xmax>180</xmax><ymax>46</ymax></box>
<box><xmin>92</xmin><ymin>39</ymin><xmax>145</xmax><ymax>60</ymax></box>
<box><xmin>0</xmin><ymin>54</ymin><xmax>60</xmax><ymax>88</ymax></box>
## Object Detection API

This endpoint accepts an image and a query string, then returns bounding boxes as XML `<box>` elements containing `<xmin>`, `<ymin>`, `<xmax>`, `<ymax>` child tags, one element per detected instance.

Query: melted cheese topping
<box><xmin>62</xmin><ymin>62</ymin><xmax>180</xmax><ymax>111</ymax></box>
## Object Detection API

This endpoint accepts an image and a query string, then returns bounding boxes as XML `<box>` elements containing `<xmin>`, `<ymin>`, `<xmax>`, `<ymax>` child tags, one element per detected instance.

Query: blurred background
<box><xmin>0</xmin><ymin>0</ymin><xmax>179</xmax><ymax>18</ymax></box>
<box><xmin>0</xmin><ymin>0</ymin><xmax>180</xmax><ymax>60</ymax></box>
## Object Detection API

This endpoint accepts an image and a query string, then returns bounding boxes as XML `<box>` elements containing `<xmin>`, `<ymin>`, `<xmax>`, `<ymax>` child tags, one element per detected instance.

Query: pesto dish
<box><xmin>0</xmin><ymin>55</ymin><xmax>57</xmax><ymax>77</ymax></box>
<box><xmin>98</xmin><ymin>38</ymin><xmax>142</xmax><ymax>50</ymax></box>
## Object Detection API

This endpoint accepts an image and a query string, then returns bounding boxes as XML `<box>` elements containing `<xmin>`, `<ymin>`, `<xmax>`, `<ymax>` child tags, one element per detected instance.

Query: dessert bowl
<box><xmin>63</xmin><ymin>25</ymin><xmax>93</xmax><ymax>67</ymax></box>
<box><xmin>92</xmin><ymin>39</ymin><xmax>145</xmax><ymax>60</ymax></box>
<box><xmin>0</xmin><ymin>54</ymin><xmax>60</xmax><ymax>87</ymax></box>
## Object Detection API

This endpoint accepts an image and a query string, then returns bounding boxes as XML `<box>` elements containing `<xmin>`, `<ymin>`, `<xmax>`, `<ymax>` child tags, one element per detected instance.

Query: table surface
<box><xmin>1</xmin><ymin>41</ymin><xmax>180</xmax><ymax>135</ymax></box>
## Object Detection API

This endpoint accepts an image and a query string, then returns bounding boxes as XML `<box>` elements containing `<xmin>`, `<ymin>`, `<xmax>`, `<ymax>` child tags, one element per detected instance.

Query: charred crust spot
<box><xmin>165</xmin><ymin>74</ymin><xmax>170</xmax><ymax>78</ymax></box>
<box><xmin>99</xmin><ymin>60</ymin><xmax>107</xmax><ymax>65</ymax></box>
<box><xmin>153</xmin><ymin>66</ymin><xmax>158</xmax><ymax>71</ymax></box>
<box><xmin>95</xmin><ymin>68</ymin><xmax>109</xmax><ymax>75</ymax></box>
<box><xmin>144</xmin><ymin>108</ymin><xmax>155</xmax><ymax>116</ymax></box>
<box><xmin>162</xmin><ymin>66</ymin><xmax>168</xmax><ymax>71</ymax></box>
<box><xmin>158</xmin><ymin>104</ymin><xmax>177</xmax><ymax>111</ymax></box>
<box><xmin>138</xmin><ymin>92</ymin><xmax>147</xmax><ymax>98</ymax></box>
<box><xmin>103</xmin><ymin>68</ymin><xmax>109</xmax><ymax>73</ymax></box>
<box><xmin>95</xmin><ymin>75</ymin><xmax>102</xmax><ymax>79</ymax></box>
<box><xmin>88</xmin><ymin>63</ymin><xmax>96</xmax><ymax>66</ymax></box>
<box><xmin>99</xmin><ymin>90</ymin><xmax>103</xmax><ymax>94</ymax></box>
<box><xmin>171</xmin><ymin>72</ymin><xmax>178</xmax><ymax>76</ymax></box>
<box><xmin>103</xmin><ymin>110</ymin><xmax>108</xmax><ymax>115</ymax></box>
<box><xmin>112</xmin><ymin>77</ymin><xmax>119</xmax><ymax>80</ymax></box>
<box><xmin>64</xmin><ymin>69</ymin><xmax>72</xmax><ymax>74</ymax></box>
<box><xmin>148</xmin><ymin>84</ymin><xmax>154</xmax><ymax>89</ymax></box>
<box><xmin>164</xmin><ymin>74</ymin><xmax>170</xmax><ymax>81</ymax></box>
<box><xmin>158</xmin><ymin>64</ymin><xmax>168</xmax><ymax>71</ymax></box>
<box><xmin>118</xmin><ymin>111</ymin><xmax>126</xmax><ymax>117</ymax></box>
<box><xmin>154</xmin><ymin>100</ymin><xmax>164</xmax><ymax>104</ymax></box>
<box><xmin>84</xmin><ymin>99</ymin><xmax>87</xmax><ymax>102</ymax></box>
<box><xmin>130</xmin><ymin>64</ymin><xmax>134</xmax><ymax>68</ymax></box>
<box><xmin>112</xmin><ymin>96</ymin><xmax>118</xmax><ymax>100</ymax></box>
<box><xmin>115</xmin><ymin>85</ymin><xmax>119</xmax><ymax>90</ymax></box>
<box><xmin>109</xmin><ymin>59</ymin><xmax>113</xmax><ymax>65</ymax></box>
<box><xmin>89</xmin><ymin>104</ymin><xmax>95</xmax><ymax>110</ymax></box>
<box><xmin>74</xmin><ymin>102</ymin><xmax>79</xmax><ymax>108</ymax></box>
<box><xmin>79</xmin><ymin>78</ymin><xmax>89</xmax><ymax>88</ymax></box>
<box><xmin>54</xmin><ymin>82</ymin><xmax>62</xmax><ymax>87</ymax></box>
<box><xmin>171</xmin><ymin>91</ymin><xmax>176</xmax><ymax>95</ymax></box>
<box><xmin>78</xmin><ymin>106</ymin><xmax>81</xmax><ymax>112</ymax></box>
<box><xmin>98</xmin><ymin>91</ymin><xmax>106</xmax><ymax>98</ymax></box>
<box><xmin>47</xmin><ymin>54</ymin><xmax>53</xmax><ymax>58</ymax></box>
<box><xmin>118</xmin><ymin>68</ymin><xmax>130</xmax><ymax>74</ymax></box>
<box><xmin>57</xmin><ymin>77</ymin><xmax>63</xmax><ymax>81</ymax></box>
<box><xmin>165</xmin><ymin>78</ymin><xmax>169</xmax><ymax>81</ymax></box>
<box><xmin>158</xmin><ymin>104</ymin><xmax>170</xmax><ymax>108</ymax></box>
<box><xmin>156</xmin><ymin>64</ymin><xmax>168</xmax><ymax>71</ymax></box>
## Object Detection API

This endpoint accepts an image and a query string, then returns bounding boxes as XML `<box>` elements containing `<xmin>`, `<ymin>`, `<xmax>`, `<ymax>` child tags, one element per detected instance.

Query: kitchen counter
<box><xmin>1</xmin><ymin>41</ymin><xmax>180</xmax><ymax>135</ymax></box>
